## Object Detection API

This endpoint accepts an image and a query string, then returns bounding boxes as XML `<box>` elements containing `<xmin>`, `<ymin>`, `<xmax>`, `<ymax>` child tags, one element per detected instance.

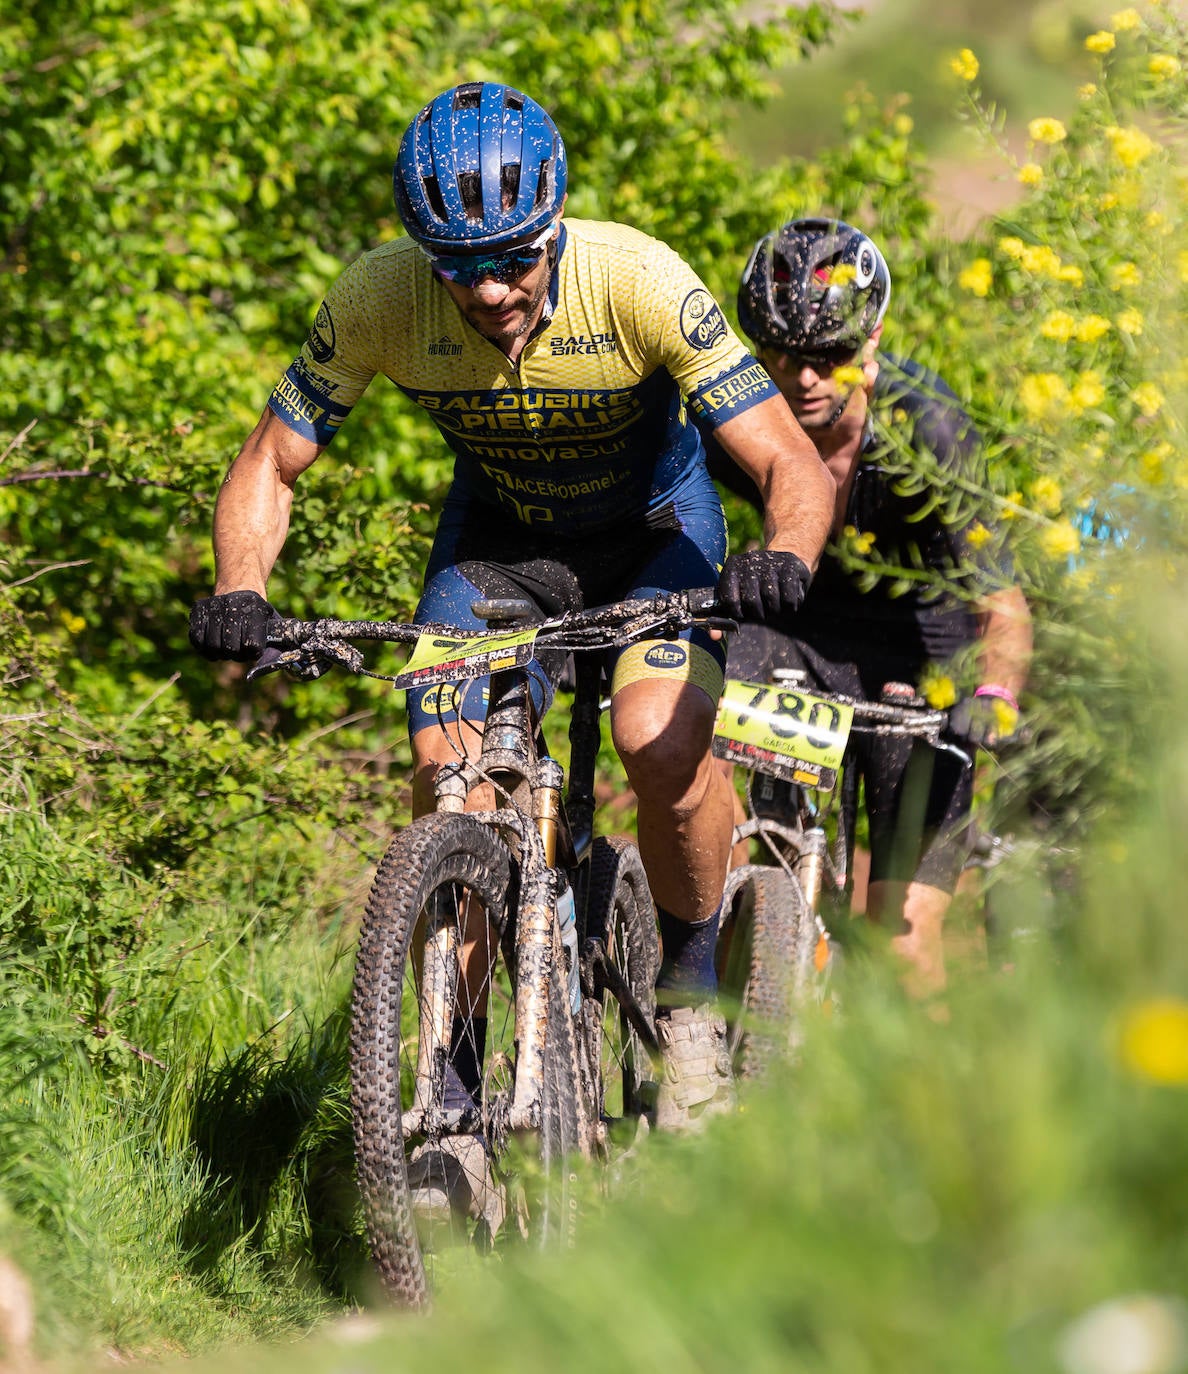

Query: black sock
<box><xmin>448</xmin><ymin>1015</ymin><xmax>487</xmax><ymax>1108</ymax></box>
<box><xmin>655</xmin><ymin>904</ymin><xmax>721</xmax><ymax>1009</ymax></box>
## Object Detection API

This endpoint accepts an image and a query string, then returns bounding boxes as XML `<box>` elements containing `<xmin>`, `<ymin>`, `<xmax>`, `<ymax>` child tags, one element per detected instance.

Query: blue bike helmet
<box><xmin>394</xmin><ymin>82</ymin><xmax>568</xmax><ymax>254</ymax></box>
<box><xmin>738</xmin><ymin>217</ymin><xmax>891</xmax><ymax>353</ymax></box>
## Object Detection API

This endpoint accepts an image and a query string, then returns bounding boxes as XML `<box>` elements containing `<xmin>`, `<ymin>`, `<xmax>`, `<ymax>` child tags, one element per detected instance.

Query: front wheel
<box><xmin>717</xmin><ymin>864</ymin><xmax>824</xmax><ymax>1079</ymax></box>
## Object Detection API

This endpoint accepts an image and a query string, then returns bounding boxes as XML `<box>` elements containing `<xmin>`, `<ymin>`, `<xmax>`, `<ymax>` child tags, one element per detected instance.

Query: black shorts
<box><xmin>726</xmin><ymin>622</ymin><xmax>973</xmax><ymax>893</ymax></box>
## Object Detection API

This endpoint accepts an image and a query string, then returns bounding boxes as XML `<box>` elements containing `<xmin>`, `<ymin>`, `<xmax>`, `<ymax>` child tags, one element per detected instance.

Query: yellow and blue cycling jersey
<box><xmin>268</xmin><ymin>218</ymin><xmax>776</xmax><ymax>534</ymax></box>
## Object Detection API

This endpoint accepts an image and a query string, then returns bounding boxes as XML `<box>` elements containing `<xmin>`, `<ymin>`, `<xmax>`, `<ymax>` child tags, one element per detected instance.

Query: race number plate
<box><xmin>392</xmin><ymin>628</ymin><xmax>540</xmax><ymax>690</ymax></box>
<box><xmin>712</xmin><ymin>679</ymin><xmax>854</xmax><ymax>791</ymax></box>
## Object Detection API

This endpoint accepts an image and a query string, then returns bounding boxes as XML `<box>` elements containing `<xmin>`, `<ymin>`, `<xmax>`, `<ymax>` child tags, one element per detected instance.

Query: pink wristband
<box><xmin>975</xmin><ymin>684</ymin><xmax>1019</xmax><ymax>711</ymax></box>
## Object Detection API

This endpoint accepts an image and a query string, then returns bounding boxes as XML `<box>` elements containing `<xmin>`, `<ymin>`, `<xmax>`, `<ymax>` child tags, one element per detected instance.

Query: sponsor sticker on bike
<box><xmin>393</xmin><ymin>628</ymin><xmax>539</xmax><ymax>689</ymax></box>
<box><xmin>712</xmin><ymin>678</ymin><xmax>854</xmax><ymax>790</ymax></box>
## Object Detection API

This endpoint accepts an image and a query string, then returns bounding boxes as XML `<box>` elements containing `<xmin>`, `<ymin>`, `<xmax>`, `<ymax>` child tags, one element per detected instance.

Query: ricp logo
<box><xmin>644</xmin><ymin>643</ymin><xmax>688</xmax><ymax>670</ymax></box>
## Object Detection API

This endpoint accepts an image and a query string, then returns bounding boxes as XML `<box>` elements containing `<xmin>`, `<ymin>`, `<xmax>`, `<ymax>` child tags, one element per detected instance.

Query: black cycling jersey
<box><xmin>707</xmin><ymin>353</ymin><xmax>1009</xmax><ymax>673</ymax></box>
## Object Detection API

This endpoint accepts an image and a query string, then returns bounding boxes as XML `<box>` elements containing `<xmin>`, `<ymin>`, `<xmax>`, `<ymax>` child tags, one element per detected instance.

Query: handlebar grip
<box><xmin>686</xmin><ymin>586</ymin><xmax>720</xmax><ymax>614</ymax></box>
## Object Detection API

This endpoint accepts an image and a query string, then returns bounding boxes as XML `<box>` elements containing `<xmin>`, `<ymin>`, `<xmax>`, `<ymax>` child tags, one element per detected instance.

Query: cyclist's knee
<box><xmin>612</xmin><ymin>699</ymin><xmax>717</xmax><ymax>812</ymax></box>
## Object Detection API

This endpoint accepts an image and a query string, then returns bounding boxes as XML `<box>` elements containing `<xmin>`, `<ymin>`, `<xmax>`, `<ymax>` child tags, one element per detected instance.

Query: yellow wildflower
<box><xmin>1140</xmin><ymin>443</ymin><xmax>1172</xmax><ymax>484</ymax></box>
<box><xmin>1040</xmin><ymin>310</ymin><xmax>1075</xmax><ymax>342</ymax></box>
<box><xmin>894</xmin><ymin>113</ymin><xmax>914</xmax><ymax>136</ymax></box>
<box><xmin>1108</xmin><ymin>261</ymin><xmax>1142</xmax><ymax>290</ymax></box>
<box><xmin>832</xmin><ymin>364</ymin><xmax>865</xmax><ymax>387</ymax></box>
<box><xmin>1018</xmin><ymin>162</ymin><xmax>1044</xmax><ymax>188</ymax></box>
<box><xmin>997</xmin><ymin>236</ymin><xmax>1025</xmax><ymax>259</ymax></box>
<box><xmin>1056</xmin><ymin>263</ymin><xmax>1084</xmax><ymax>286</ymax></box>
<box><xmin>828</xmin><ymin>262</ymin><xmax>857</xmax><ymax>287</ymax></box>
<box><xmin>1070</xmin><ymin>371</ymin><xmax>1106</xmax><ymax>410</ymax></box>
<box><xmin>1000</xmin><ymin>491</ymin><xmax>1023</xmax><ymax>519</ymax></box>
<box><xmin>1085</xmin><ymin>30</ymin><xmax>1117</xmax><ymax>53</ymax></box>
<box><xmin>1019</xmin><ymin>244</ymin><xmax>1062</xmax><ymax>277</ymax></box>
<box><xmin>1131</xmin><ymin>382</ymin><xmax>1164</xmax><ymax>416</ymax></box>
<box><xmin>1115</xmin><ymin>307</ymin><xmax>1143</xmax><ymax>335</ymax></box>
<box><xmin>1149</xmin><ymin>54</ymin><xmax>1180</xmax><ymax>79</ymax></box>
<box><xmin>1118</xmin><ymin>998</ymin><xmax>1188</xmax><ymax>1085</ymax></box>
<box><xmin>1029</xmin><ymin>475</ymin><xmax>1063</xmax><ymax>514</ymax></box>
<box><xmin>842</xmin><ymin>524</ymin><xmax>876</xmax><ymax>555</ymax></box>
<box><xmin>966</xmin><ymin>522</ymin><xmax>993</xmax><ymax>549</ymax></box>
<box><xmin>1074</xmin><ymin>314</ymin><xmax>1111</xmax><ymax>342</ymax></box>
<box><xmin>1040</xmin><ymin>519</ymin><xmax>1081</xmax><ymax>559</ymax></box>
<box><xmin>1028</xmin><ymin>117</ymin><xmax>1067</xmax><ymax>144</ymax></box>
<box><xmin>1106</xmin><ymin>124</ymin><xmax>1158</xmax><ymax>168</ymax></box>
<box><xmin>950</xmin><ymin>48</ymin><xmax>979</xmax><ymax>82</ymax></box>
<box><xmin>1098</xmin><ymin>190</ymin><xmax>1120</xmax><ymax>211</ymax></box>
<box><xmin>1019</xmin><ymin>373</ymin><xmax>1069</xmax><ymax>420</ymax></box>
<box><xmin>958</xmin><ymin>258</ymin><xmax>993</xmax><ymax>296</ymax></box>
<box><xmin>60</xmin><ymin>611</ymin><xmax>86</xmax><ymax>635</ymax></box>
<box><xmin>1109</xmin><ymin>8</ymin><xmax>1140</xmax><ymax>29</ymax></box>
<box><xmin>923</xmin><ymin>675</ymin><xmax>958</xmax><ymax>709</ymax></box>
<box><xmin>1078</xmin><ymin>82</ymin><xmax>1098</xmax><ymax>98</ymax></box>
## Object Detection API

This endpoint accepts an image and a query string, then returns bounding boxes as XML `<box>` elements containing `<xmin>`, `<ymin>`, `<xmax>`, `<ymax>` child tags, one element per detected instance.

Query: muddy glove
<box><xmin>948</xmin><ymin>686</ymin><xmax>1022</xmax><ymax>750</ymax></box>
<box><xmin>716</xmin><ymin>549</ymin><xmax>812</xmax><ymax>625</ymax></box>
<box><xmin>189</xmin><ymin>590</ymin><xmax>277</xmax><ymax>662</ymax></box>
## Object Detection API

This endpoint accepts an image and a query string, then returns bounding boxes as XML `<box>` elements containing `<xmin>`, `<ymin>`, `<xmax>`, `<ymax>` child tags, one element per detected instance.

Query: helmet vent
<box><xmin>457</xmin><ymin>170</ymin><xmax>482</xmax><ymax>219</ymax></box>
<box><xmin>422</xmin><ymin>175</ymin><xmax>447</xmax><ymax>222</ymax></box>
<box><xmin>532</xmin><ymin>159</ymin><xmax>551</xmax><ymax>209</ymax></box>
<box><xmin>501</xmin><ymin>164</ymin><xmax>522</xmax><ymax>211</ymax></box>
<box><xmin>453</xmin><ymin>83</ymin><xmax>482</xmax><ymax>110</ymax></box>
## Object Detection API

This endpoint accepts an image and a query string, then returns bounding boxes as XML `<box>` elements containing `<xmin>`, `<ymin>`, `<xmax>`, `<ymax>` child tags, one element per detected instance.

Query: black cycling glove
<box><xmin>948</xmin><ymin>688</ymin><xmax>1022</xmax><ymax>751</ymax></box>
<box><xmin>716</xmin><ymin>549</ymin><xmax>812</xmax><ymax>626</ymax></box>
<box><xmin>189</xmin><ymin>589</ymin><xmax>277</xmax><ymax>662</ymax></box>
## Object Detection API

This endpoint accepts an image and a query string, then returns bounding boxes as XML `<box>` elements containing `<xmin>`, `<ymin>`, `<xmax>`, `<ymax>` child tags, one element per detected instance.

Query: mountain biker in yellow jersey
<box><xmin>706</xmin><ymin>218</ymin><xmax>1032</xmax><ymax>997</ymax></box>
<box><xmin>189</xmin><ymin>83</ymin><xmax>834</xmax><ymax>1130</ymax></box>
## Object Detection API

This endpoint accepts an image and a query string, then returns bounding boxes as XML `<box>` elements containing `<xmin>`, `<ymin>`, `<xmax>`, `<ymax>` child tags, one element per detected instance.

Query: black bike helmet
<box><xmin>394</xmin><ymin>81</ymin><xmax>568</xmax><ymax>254</ymax></box>
<box><xmin>737</xmin><ymin>217</ymin><xmax>891</xmax><ymax>353</ymax></box>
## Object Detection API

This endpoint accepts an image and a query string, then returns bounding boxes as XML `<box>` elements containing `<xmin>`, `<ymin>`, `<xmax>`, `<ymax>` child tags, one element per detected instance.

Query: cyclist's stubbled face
<box><xmin>759</xmin><ymin>347</ymin><xmax>864</xmax><ymax>432</ymax></box>
<box><xmin>437</xmin><ymin>250</ymin><xmax>554</xmax><ymax>357</ymax></box>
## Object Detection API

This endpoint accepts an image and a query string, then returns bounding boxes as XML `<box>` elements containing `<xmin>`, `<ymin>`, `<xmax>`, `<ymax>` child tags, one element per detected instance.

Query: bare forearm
<box><xmin>209</xmin><ymin>409</ymin><xmax>321</xmax><ymax>595</ymax></box>
<box><xmin>978</xmin><ymin>586</ymin><xmax>1032</xmax><ymax>697</ymax></box>
<box><xmin>716</xmin><ymin>396</ymin><xmax>833</xmax><ymax>572</ymax></box>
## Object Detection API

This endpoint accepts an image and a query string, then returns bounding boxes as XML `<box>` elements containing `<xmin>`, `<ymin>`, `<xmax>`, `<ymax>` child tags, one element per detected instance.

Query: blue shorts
<box><xmin>407</xmin><ymin>477</ymin><xmax>728</xmax><ymax>733</ymax></box>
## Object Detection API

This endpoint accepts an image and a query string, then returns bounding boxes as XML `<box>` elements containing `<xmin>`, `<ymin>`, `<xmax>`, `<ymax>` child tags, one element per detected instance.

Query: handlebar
<box><xmin>247</xmin><ymin>587</ymin><xmax>731</xmax><ymax>684</ymax></box>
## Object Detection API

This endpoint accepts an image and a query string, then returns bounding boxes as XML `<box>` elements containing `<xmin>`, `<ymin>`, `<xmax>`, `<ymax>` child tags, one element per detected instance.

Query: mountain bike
<box><xmin>712</xmin><ymin>669</ymin><xmax>969</xmax><ymax>1075</ymax></box>
<box><xmin>250</xmin><ymin>587</ymin><xmax>726</xmax><ymax>1307</ymax></box>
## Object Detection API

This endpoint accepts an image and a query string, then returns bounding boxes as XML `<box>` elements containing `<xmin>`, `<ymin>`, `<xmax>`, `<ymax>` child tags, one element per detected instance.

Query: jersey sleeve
<box><xmin>266</xmin><ymin>256</ymin><xmax>382</xmax><ymax>446</ymax></box>
<box><xmin>629</xmin><ymin>238</ymin><xmax>778</xmax><ymax>430</ymax></box>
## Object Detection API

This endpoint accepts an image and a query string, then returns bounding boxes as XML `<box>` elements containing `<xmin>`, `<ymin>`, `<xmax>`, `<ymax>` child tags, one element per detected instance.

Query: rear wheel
<box><xmin>575</xmin><ymin>836</ymin><xmax>659</xmax><ymax>1157</ymax></box>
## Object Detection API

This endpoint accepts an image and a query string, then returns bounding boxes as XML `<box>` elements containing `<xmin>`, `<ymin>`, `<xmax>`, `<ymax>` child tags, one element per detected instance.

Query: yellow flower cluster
<box><xmin>1040</xmin><ymin>311</ymin><xmax>1076</xmax><ymax>342</ymax></box>
<box><xmin>999</xmin><ymin>238</ymin><xmax>1083</xmax><ymax>284</ymax></box>
<box><xmin>1116</xmin><ymin>307</ymin><xmax>1144</xmax><ymax>335</ymax></box>
<box><xmin>949</xmin><ymin>48</ymin><xmax>979</xmax><ymax>82</ymax></box>
<box><xmin>1018</xmin><ymin>162</ymin><xmax>1044</xmax><ymax>188</ymax></box>
<box><xmin>1131</xmin><ymin>381</ymin><xmax>1165</xmax><ymax>416</ymax></box>
<box><xmin>841</xmin><ymin>524</ymin><xmax>876</xmax><ymax>555</ymax></box>
<box><xmin>1140</xmin><ymin>442</ymin><xmax>1173</xmax><ymax>484</ymax></box>
<box><xmin>1086</xmin><ymin>30</ymin><xmax>1117</xmax><ymax>53</ymax></box>
<box><xmin>1106</xmin><ymin>124</ymin><xmax>1158</xmax><ymax>167</ymax></box>
<box><xmin>1028</xmin><ymin>117</ymin><xmax>1067</xmax><ymax>144</ymax></box>
<box><xmin>1118</xmin><ymin>999</ymin><xmax>1188</xmax><ymax>1085</ymax></box>
<box><xmin>1070</xmin><ymin>371</ymin><xmax>1106</xmax><ymax>410</ymax></box>
<box><xmin>1108</xmin><ymin>261</ymin><xmax>1143</xmax><ymax>290</ymax></box>
<box><xmin>958</xmin><ymin>258</ymin><xmax>993</xmax><ymax>296</ymax></box>
<box><xmin>966</xmin><ymin>522</ymin><xmax>993</xmax><ymax>549</ymax></box>
<box><xmin>1020</xmin><ymin>372</ymin><xmax>1069</xmax><ymax>420</ymax></box>
<box><xmin>832</xmin><ymin>364</ymin><xmax>865</xmax><ymax>388</ymax></box>
<box><xmin>1076</xmin><ymin>315</ymin><xmax>1112</xmax><ymax>342</ymax></box>
<box><xmin>1149</xmin><ymin>54</ymin><xmax>1180</xmax><ymax>79</ymax></box>
<box><xmin>1110</xmin><ymin>8</ymin><xmax>1141</xmax><ymax>29</ymax></box>
<box><xmin>922</xmin><ymin>674</ymin><xmax>957</xmax><ymax>709</ymax></box>
<box><xmin>1040</xmin><ymin>519</ymin><xmax>1081</xmax><ymax>559</ymax></box>
<box><xmin>1030</xmin><ymin>475</ymin><xmax>1064</xmax><ymax>513</ymax></box>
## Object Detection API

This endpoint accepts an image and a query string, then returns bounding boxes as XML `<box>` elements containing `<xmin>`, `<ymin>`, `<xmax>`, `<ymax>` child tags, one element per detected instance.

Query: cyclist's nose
<box><xmin>472</xmin><ymin>277</ymin><xmax>512</xmax><ymax>304</ymax></box>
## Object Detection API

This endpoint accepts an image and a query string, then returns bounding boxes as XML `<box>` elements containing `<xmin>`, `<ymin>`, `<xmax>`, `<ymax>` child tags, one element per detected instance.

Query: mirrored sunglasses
<box><xmin>780</xmin><ymin>343</ymin><xmax>859</xmax><ymax>374</ymax></box>
<box><xmin>423</xmin><ymin>225</ymin><xmax>555</xmax><ymax>287</ymax></box>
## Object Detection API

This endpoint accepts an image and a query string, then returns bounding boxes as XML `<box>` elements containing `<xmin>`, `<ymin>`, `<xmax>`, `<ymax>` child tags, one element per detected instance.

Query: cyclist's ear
<box><xmin>861</xmin><ymin>323</ymin><xmax>883</xmax><ymax>389</ymax></box>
